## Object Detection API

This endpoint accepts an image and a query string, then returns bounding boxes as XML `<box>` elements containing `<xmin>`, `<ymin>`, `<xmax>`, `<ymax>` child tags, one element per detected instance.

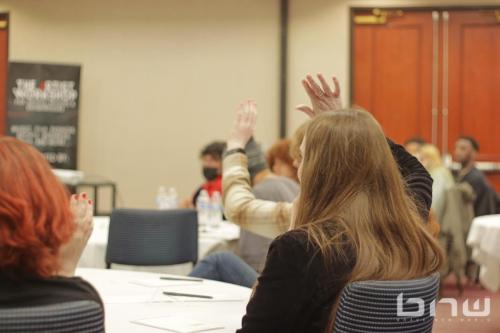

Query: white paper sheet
<box><xmin>132</xmin><ymin>316</ymin><xmax>224</xmax><ymax>333</ymax></box>
<box><xmin>130</xmin><ymin>278</ymin><xmax>200</xmax><ymax>288</ymax></box>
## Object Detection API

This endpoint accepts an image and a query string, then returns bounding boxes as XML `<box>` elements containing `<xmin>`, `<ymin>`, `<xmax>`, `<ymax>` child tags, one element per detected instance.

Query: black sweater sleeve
<box><xmin>388</xmin><ymin>139</ymin><xmax>433</xmax><ymax>221</ymax></box>
<box><xmin>237</xmin><ymin>234</ymin><xmax>309</xmax><ymax>333</ymax></box>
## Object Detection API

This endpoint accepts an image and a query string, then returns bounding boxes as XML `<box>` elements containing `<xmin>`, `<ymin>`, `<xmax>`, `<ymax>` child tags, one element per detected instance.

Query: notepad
<box><xmin>131</xmin><ymin>316</ymin><xmax>224</xmax><ymax>333</ymax></box>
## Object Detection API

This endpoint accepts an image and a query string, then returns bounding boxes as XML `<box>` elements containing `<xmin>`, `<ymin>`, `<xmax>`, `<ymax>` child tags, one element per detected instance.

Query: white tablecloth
<box><xmin>76</xmin><ymin>268</ymin><xmax>251</xmax><ymax>333</ymax></box>
<box><xmin>466</xmin><ymin>214</ymin><xmax>500</xmax><ymax>292</ymax></box>
<box><xmin>78</xmin><ymin>217</ymin><xmax>240</xmax><ymax>275</ymax></box>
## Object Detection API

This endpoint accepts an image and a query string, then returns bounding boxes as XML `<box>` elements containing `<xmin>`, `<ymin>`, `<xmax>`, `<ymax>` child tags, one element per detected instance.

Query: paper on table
<box><xmin>159</xmin><ymin>292</ymin><xmax>245</xmax><ymax>302</ymax></box>
<box><xmin>131</xmin><ymin>316</ymin><xmax>224</xmax><ymax>333</ymax></box>
<box><xmin>130</xmin><ymin>278</ymin><xmax>199</xmax><ymax>288</ymax></box>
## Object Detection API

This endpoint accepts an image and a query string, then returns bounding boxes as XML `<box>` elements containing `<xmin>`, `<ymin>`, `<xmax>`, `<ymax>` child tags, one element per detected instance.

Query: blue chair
<box><xmin>105</xmin><ymin>208</ymin><xmax>198</xmax><ymax>268</ymax></box>
<box><xmin>333</xmin><ymin>273</ymin><xmax>440</xmax><ymax>333</ymax></box>
<box><xmin>0</xmin><ymin>300</ymin><xmax>104</xmax><ymax>333</ymax></box>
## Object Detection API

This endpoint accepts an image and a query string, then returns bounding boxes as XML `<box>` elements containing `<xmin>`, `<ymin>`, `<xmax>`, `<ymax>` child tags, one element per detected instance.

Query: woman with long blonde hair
<box><xmin>419</xmin><ymin>143</ymin><xmax>455</xmax><ymax>221</ymax></box>
<box><xmin>232</xmin><ymin>106</ymin><xmax>444</xmax><ymax>333</ymax></box>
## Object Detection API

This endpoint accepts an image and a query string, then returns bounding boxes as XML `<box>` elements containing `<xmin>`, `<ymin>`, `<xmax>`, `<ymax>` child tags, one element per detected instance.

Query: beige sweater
<box><xmin>222</xmin><ymin>152</ymin><xmax>292</xmax><ymax>238</ymax></box>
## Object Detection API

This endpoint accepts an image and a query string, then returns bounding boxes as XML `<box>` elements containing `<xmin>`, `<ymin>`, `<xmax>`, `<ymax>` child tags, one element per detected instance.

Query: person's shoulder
<box><xmin>48</xmin><ymin>276</ymin><xmax>103</xmax><ymax>306</ymax></box>
<box><xmin>468</xmin><ymin>167</ymin><xmax>490</xmax><ymax>185</ymax></box>
<box><xmin>253</xmin><ymin>176</ymin><xmax>299</xmax><ymax>201</ymax></box>
<box><xmin>265</xmin><ymin>230</ymin><xmax>318</xmax><ymax>272</ymax></box>
<box><xmin>271</xmin><ymin>229</ymin><xmax>311</xmax><ymax>255</ymax></box>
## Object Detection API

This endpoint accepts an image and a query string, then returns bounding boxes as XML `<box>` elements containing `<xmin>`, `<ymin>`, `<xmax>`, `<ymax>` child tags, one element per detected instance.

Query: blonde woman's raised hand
<box><xmin>296</xmin><ymin>73</ymin><xmax>342</xmax><ymax>118</ymax></box>
<box><xmin>227</xmin><ymin>100</ymin><xmax>258</xmax><ymax>151</ymax></box>
<box><xmin>58</xmin><ymin>193</ymin><xmax>94</xmax><ymax>277</ymax></box>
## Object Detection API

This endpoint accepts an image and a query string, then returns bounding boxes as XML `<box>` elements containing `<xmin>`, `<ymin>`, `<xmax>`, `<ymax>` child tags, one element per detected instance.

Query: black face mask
<box><xmin>203</xmin><ymin>167</ymin><xmax>219</xmax><ymax>181</ymax></box>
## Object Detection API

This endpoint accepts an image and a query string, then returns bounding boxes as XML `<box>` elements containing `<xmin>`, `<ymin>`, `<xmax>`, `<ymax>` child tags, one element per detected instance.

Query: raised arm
<box><xmin>300</xmin><ymin>74</ymin><xmax>432</xmax><ymax>221</ymax></box>
<box><xmin>223</xmin><ymin>101</ymin><xmax>291</xmax><ymax>238</ymax></box>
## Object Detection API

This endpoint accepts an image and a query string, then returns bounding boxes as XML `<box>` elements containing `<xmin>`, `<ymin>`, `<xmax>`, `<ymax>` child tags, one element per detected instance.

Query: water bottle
<box><xmin>168</xmin><ymin>187</ymin><xmax>179</xmax><ymax>209</ymax></box>
<box><xmin>156</xmin><ymin>186</ymin><xmax>169</xmax><ymax>210</ymax></box>
<box><xmin>210</xmin><ymin>191</ymin><xmax>223</xmax><ymax>228</ymax></box>
<box><xmin>196</xmin><ymin>189</ymin><xmax>210</xmax><ymax>226</ymax></box>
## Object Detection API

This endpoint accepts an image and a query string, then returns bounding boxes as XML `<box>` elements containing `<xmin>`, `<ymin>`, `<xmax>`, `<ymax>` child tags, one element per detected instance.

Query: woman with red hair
<box><xmin>0</xmin><ymin>137</ymin><xmax>102</xmax><ymax>310</ymax></box>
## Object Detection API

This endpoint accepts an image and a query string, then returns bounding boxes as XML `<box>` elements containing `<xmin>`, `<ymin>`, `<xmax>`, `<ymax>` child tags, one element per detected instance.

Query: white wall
<box><xmin>0</xmin><ymin>0</ymin><xmax>280</xmax><ymax>208</ymax></box>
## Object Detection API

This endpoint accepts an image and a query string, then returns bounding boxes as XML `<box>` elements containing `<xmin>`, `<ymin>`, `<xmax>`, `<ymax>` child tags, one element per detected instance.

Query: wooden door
<box><xmin>352</xmin><ymin>10</ymin><xmax>434</xmax><ymax>144</ymax></box>
<box><xmin>0</xmin><ymin>15</ymin><xmax>7</xmax><ymax>135</ymax></box>
<box><xmin>447</xmin><ymin>10</ymin><xmax>500</xmax><ymax>161</ymax></box>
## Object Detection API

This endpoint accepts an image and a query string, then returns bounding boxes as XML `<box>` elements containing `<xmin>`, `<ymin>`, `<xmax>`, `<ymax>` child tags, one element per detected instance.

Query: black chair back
<box><xmin>105</xmin><ymin>208</ymin><xmax>198</xmax><ymax>268</ymax></box>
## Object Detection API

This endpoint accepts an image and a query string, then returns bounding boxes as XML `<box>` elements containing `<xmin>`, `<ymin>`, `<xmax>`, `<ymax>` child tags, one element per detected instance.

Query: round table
<box><xmin>76</xmin><ymin>268</ymin><xmax>251</xmax><ymax>332</ymax></box>
<box><xmin>79</xmin><ymin>216</ymin><xmax>240</xmax><ymax>275</ymax></box>
<box><xmin>466</xmin><ymin>214</ymin><xmax>500</xmax><ymax>292</ymax></box>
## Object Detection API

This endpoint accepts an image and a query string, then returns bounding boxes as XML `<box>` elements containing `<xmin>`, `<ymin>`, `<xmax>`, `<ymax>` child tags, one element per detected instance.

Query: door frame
<box><xmin>0</xmin><ymin>12</ymin><xmax>9</xmax><ymax>135</ymax></box>
<box><xmin>349</xmin><ymin>5</ymin><xmax>500</xmax><ymax>106</ymax></box>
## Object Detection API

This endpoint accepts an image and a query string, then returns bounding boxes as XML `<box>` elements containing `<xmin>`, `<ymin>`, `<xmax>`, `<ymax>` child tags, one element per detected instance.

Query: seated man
<box><xmin>454</xmin><ymin>136</ymin><xmax>496</xmax><ymax>216</ymax></box>
<box><xmin>181</xmin><ymin>141</ymin><xmax>226</xmax><ymax>208</ymax></box>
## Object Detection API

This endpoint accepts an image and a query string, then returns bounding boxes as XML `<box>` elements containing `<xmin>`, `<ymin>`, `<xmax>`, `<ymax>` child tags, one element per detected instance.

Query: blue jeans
<box><xmin>189</xmin><ymin>251</ymin><xmax>258</xmax><ymax>288</ymax></box>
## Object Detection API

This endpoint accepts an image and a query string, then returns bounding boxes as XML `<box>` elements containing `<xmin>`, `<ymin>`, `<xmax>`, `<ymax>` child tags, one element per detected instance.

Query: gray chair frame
<box><xmin>0</xmin><ymin>300</ymin><xmax>104</xmax><ymax>333</ymax></box>
<box><xmin>333</xmin><ymin>273</ymin><xmax>440</xmax><ymax>333</ymax></box>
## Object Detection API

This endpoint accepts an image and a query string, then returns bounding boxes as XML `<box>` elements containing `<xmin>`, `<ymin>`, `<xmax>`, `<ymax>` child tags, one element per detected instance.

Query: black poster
<box><xmin>7</xmin><ymin>62</ymin><xmax>81</xmax><ymax>169</ymax></box>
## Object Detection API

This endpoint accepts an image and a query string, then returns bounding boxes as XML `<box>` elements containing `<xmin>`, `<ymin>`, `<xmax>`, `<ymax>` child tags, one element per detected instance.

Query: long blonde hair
<box><xmin>294</xmin><ymin>109</ymin><xmax>443</xmax><ymax>321</ymax></box>
<box><xmin>419</xmin><ymin>144</ymin><xmax>444</xmax><ymax>172</ymax></box>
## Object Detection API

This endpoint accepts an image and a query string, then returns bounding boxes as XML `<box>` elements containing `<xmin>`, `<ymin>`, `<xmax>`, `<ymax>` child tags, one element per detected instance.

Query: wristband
<box><xmin>224</xmin><ymin>148</ymin><xmax>246</xmax><ymax>158</ymax></box>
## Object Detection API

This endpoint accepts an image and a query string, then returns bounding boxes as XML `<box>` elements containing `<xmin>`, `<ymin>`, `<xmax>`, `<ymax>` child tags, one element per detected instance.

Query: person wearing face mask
<box><xmin>181</xmin><ymin>141</ymin><xmax>226</xmax><ymax>208</ymax></box>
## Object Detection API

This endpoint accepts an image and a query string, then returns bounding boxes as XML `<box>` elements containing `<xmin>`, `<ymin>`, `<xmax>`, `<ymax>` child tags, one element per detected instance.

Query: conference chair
<box><xmin>333</xmin><ymin>273</ymin><xmax>440</xmax><ymax>333</ymax></box>
<box><xmin>105</xmin><ymin>208</ymin><xmax>198</xmax><ymax>268</ymax></box>
<box><xmin>0</xmin><ymin>300</ymin><xmax>104</xmax><ymax>333</ymax></box>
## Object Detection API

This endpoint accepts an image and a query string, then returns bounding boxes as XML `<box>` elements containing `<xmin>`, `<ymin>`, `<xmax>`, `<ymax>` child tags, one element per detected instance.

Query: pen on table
<box><xmin>160</xmin><ymin>276</ymin><xmax>203</xmax><ymax>282</ymax></box>
<box><xmin>163</xmin><ymin>291</ymin><xmax>213</xmax><ymax>299</ymax></box>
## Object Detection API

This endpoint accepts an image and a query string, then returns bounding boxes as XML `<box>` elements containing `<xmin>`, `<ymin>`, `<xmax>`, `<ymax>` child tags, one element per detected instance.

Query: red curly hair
<box><xmin>0</xmin><ymin>137</ymin><xmax>74</xmax><ymax>279</ymax></box>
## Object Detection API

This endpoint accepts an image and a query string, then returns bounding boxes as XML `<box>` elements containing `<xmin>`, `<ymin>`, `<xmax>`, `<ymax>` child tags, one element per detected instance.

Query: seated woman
<box><xmin>0</xmin><ymin>137</ymin><xmax>102</xmax><ymax>310</ymax></box>
<box><xmin>266</xmin><ymin>139</ymin><xmax>298</xmax><ymax>183</ymax></box>
<box><xmin>419</xmin><ymin>143</ymin><xmax>455</xmax><ymax>222</ymax></box>
<box><xmin>235</xmin><ymin>106</ymin><xmax>444</xmax><ymax>333</ymax></box>
<box><xmin>223</xmin><ymin>74</ymin><xmax>436</xmax><ymax>239</ymax></box>
<box><xmin>191</xmin><ymin>75</ymin><xmax>438</xmax><ymax>288</ymax></box>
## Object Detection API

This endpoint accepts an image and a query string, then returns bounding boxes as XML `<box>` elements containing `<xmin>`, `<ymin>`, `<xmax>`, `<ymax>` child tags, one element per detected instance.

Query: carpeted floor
<box><xmin>433</xmin><ymin>276</ymin><xmax>499</xmax><ymax>333</ymax></box>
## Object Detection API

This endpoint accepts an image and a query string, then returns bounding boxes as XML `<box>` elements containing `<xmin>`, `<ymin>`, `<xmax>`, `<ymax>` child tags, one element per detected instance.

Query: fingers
<box><xmin>70</xmin><ymin>193</ymin><xmax>93</xmax><ymax>225</ymax></box>
<box><xmin>332</xmin><ymin>76</ymin><xmax>340</xmax><ymax>97</ymax></box>
<box><xmin>302</xmin><ymin>79</ymin><xmax>317</xmax><ymax>100</ymax></box>
<box><xmin>84</xmin><ymin>199</ymin><xmax>94</xmax><ymax>223</ymax></box>
<box><xmin>317</xmin><ymin>73</ymin><xmax>334</xmax><ymax>96</ymax></box>
<box><xmin>235</xmin><ymin>103</ymin><xmax>244</xmax><ymax>124</ymax></box>
<box><xmin>306</xmin><ymin>74</ymin><xmax>324</xmax><ymax>97</ymax></box>
<box><xmin>247</xmin><ymin>100</ymin><xmax>257</xmax><ymax>129</ymax></box>
<box><xmin>296</xmin><ymin>105</ymin><xmax>314</xmax><ymax>118</ymax></box>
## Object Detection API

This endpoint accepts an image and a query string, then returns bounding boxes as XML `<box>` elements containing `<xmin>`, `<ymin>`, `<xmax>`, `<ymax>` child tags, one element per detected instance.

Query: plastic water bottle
<box><xmin>196</xmin><ymin>189</ymin><xmax>210</xmax><ymax>226</ymax></box>
<box><xmin>168</xmin><ymin>187</ymin><xmax>179</xmax><ymax>209</ymax></box>
<box><xmin>156</xmin><ymin>186</ymin><xmax>169</xmax><ymax>210</ymax></box>
<box><xmin>210</xmin><ymin>191</ymin><xmax>223</xmax><ymax>228</ymax></box>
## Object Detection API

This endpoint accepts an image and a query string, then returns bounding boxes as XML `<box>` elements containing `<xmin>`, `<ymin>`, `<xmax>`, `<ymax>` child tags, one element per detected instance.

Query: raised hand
<box><xmin>57</xmin><ymin>193</ymin><xmax>93</xmax><ymax>277</ymax></box>
<box><xmin>227</xmin><ymin>100</ymin><xmax>258</xmax><ymax>151</ymax></box>
<box><xmin>296</xmin><ymin>73</ymin><xmax>342</xmax><ymax>118</ymax></box>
